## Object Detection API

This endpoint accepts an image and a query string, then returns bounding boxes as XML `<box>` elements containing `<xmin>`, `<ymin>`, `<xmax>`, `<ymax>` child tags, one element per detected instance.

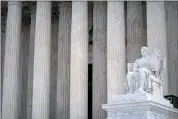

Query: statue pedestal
<box><xmin>102</xmin><ymin>91</ymin><xmax>178</xmax><ymax>119</ymax></box>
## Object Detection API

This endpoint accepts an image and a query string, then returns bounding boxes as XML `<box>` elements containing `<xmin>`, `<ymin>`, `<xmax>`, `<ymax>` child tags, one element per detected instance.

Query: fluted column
<box><xmin>107</xmin><ymin>2</ymin><xmax>126</xmax><ymax>102</ymax></box>
<box><xmin>27</xmin><ymin>6</ymin><xmax>36</xmax><ymax>119</ymax></box>
<box><xmin>165</xmin><ymin>2</ymin><xmax>178</xmax><ymax>97</ymax></box>
<box><xmin>146</xmin><ymin>2</ymin><xmax>168</xmax><ymax>95</ymax></box>
<box><xmin>49</xmin><ymin>20</ymin><xmax>58</xmax><ymax>119</ymax></box>
<box><xmin>1</xmin><ymin>18</ymin><xmax>7</xmax><ymax>117</ymax></box>
<box><xmin>92</xmin><ymin>2</ymin><xmax>107</xmax><ymax>119</ymax></box>
<box><xmin>56</xmin><ymin>2</ymin><xmax>71</xmax><ymax>119</ymax></box>
<box><xmin>20</xmin><ymin>24</ymin><xmax>30</xmax><ymax>119</ymax></box>
<box><xmin>70</xmin><ymin>2</ymin><xmax>88</xmax><ymax>119</ymax></box>
<box><xmin>127</xmin><ymin>1</ymin><xmax>146</xmax><ymax>63</ymax></box>
<box><xmin>32</xmin><ymin>2</ymin><xmax>51</xmax><ymax>119</ymax></box>
<box><xmin>2</xmin><ymin>2</ymin><xmax>22</xmax><ymax>119</ymax></box>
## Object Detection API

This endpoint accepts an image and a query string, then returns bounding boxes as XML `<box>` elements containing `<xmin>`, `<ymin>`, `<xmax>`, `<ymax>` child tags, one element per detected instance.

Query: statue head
<box><xmin>141</xmin><ymin>47</ymin><xmax>148</xmax><ymax>57</ymax></box>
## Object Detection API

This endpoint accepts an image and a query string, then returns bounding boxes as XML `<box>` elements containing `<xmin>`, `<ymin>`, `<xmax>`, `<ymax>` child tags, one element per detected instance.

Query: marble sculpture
<box><xmin>125</xmin><ymin>46</ymin><xmax>165</xmax><ymax>97</ymax></box>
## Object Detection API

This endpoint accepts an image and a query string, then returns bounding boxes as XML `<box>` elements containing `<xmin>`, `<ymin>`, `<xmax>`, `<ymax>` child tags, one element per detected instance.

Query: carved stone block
<box><xmin>102</xmin><ymin>91</ymin><xmax>178</xmax><ymax>119</ymax></box>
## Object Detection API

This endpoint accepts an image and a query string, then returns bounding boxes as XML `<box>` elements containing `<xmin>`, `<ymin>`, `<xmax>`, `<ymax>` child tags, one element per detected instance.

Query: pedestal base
<box><xmin>102</xmin><ymin>92</ymin><xmax>178</xmax><ymax>119</ymax></box>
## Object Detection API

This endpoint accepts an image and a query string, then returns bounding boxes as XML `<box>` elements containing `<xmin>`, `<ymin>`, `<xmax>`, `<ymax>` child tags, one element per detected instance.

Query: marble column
<box><xmin>107</xmin><ymin>1</ymin><xmax>126</xmax><ymax>102</ymax></box>
<box><xmin>20</xmin><ymin>24</ymin><xmax>30</xmax><ymax>119</ymax></box>
<box><xmin>70</xmin><ymin>2</ymin><xmax>88</xmax><ymax>119</ymax></box>
<box><xmin>1</xmin><ymin>18</ymin><xmax>7</xmax><ymax>116</ymax></box>
<box><xmin>32</xmin><ymin>2</ymin><xmax>51</xmax><ymax>119</ymax></box>
<box><xmin>165</xmin><ymin>2</ymin><xmax>178</xmax><ymax>97</ymax></box>
<box><xmin>49</xmin><ymin>21</ymin><xmax>58</xmax><ymax>119</ymax></box>
<box><xmin>1</xmin><ymin>16</ymin><xmax>7</xmax><ymax>119</ymax></box>
<box><xmin>146</xmin><ymin>2</ymin><xmax>168</xmax><ymax>95</ymax></box>
<box><xmin>56</xmin><ymin>2</ymin><xmax>71</xmax><ymax>119</ymax></box>
<box><xmin>2</xmin><ymin>1</ymin><xmax>22</xmax><ymax>119</ymax></box>
<box><xmin>126</xmin><ymin>1</ymin><xmax>146</xmax><ymax>63</ymax></box>
<box><xmin>92</xmin><ymin>1</ymin><xmax>107</xmax><ymax>119</ymax></box>
<box><xmin>27</xmin><ymin>6</ymin><xmax>36</xmax><ymax>119</ymax></box>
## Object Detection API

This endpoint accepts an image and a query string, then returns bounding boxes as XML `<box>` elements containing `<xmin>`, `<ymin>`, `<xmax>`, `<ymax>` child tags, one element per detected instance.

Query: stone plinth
<box><xmin>102</xmin><ymin>92</ymin><xmax>178</xmax><ymax>119</ymax></box>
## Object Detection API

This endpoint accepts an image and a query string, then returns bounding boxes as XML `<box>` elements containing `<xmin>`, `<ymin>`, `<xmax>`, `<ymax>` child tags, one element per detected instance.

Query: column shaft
<box><xmin>2</xmin><ymin>2</ymin><xmax>22</xmax><ymax>119</ymax></box>
<box><xmin>20</xmin><ymin>25</ymin><xmax>30</xmax><ymax>119</ymax></box>
<box><xmin>165</xmin><ymin>2</ymin><xmax>178</xmax><ymax>97</ymax></box>
<box><xmin>107</xmin><ymin>1</ymin><xmax>126</xmax><ymax>102</ymax></box>
<box><xmin>147</xmin><ymin>2</ymin><xmax>168</xmax><ymax>95</ymax></box>
<box><xmin>92</xmin><ymin>1</ymin><xmax>107</xmax><ymax>119</ymax></box>
<box><xmin>127</xmin><ymin>1</ymin><xmax>146</xmax><ymax>63</ymax></box>
<box><xmin>70</xmin><ymin>2</ymin><xmax>88</xmax><ymax>119</ymax></box>
<box><xmin>49</xmin><ymin>21</ymin><xmax>58</xmax><ymax>119</ymax></box>
<box><xmin>32</xmin><ymin>2</ymin><xmax>51</xmax><ymax>119</ymax></box>
<box><xmin>1</xmin><ymin>17</ymin><xmax>7</xmax><ymax>119</ymax></box>
<box><xmin>27</xmin><ymin>7</ymin><xmax>36</xmax><ymax>119</ymax></box>
<box><xmin>56</xmin><ymin>2</ymin><xmax>71</xmax><ymax>119</ymax></box>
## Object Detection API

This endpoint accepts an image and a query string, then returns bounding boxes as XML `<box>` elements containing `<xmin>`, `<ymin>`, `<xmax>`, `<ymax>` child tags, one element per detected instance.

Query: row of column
<box><xmin>1</xmin><ymin>1</ymin><xmax>175</xmax><ymax>119</ymax></box>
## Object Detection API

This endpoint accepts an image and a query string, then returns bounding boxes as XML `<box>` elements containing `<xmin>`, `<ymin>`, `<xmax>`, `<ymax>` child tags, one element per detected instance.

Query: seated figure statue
<box><xmin>125</xmin><ymin>46</ymin><xmax>164</xmax><ymax>96</ymax></box>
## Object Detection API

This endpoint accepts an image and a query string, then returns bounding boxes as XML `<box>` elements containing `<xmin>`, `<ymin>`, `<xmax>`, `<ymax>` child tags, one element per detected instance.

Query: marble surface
<box><xmin>102</xmin><ymin>91</ymin><xmax>178</xmax><ymax>119</ymax></box>
<box><xmin>147</xmin><ymin>2</ymin><xmax>168</xmax><ymax>96</ymax></box>
<box><xmin>32</xmin><ymin>2</ymin><xmax>51</xmax><ymax>119</ymax></box>
<box><xmin>92</xmin><ymin>2</ymin><xmax>107</xmax><ymax>119</ymax></box>
<box><xmin>125</xmin><ymin>46</ymin><xmax>164</xmax><ymax>97</ymax></box>
<box><xmin>126</xmin><ymin>1</ymin><xmax>146</xmax><ymax>63</ymax></box>
<box><xmin>70</xmin><ymin>2</ymin><xmax>88</xmax><ymax>119</ymax></box>
<box><xmin>107</xmin><ymin>1</ymin><xmax>126</xmax><ymax>102</ymax></box>
<box><xmin>2</xmin><ymin>2</ymin><xmax>22</xmax><ymax>119</ymax></box>
<box><xmin>56</xmin><ymin>2</ymin><xmax>71</xmax><ymax>119</ymax></box>
<box><xmin>109</xmin><ymin>91</ymin><xmax>172</xmax><ymax>107</ymax></box>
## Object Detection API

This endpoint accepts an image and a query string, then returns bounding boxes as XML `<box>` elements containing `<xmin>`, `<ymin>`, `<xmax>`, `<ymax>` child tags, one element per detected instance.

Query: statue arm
<box><xmin>133</xmin><ymin>60</ymin><xmax>138</xmax><ymax>72</ymax></box>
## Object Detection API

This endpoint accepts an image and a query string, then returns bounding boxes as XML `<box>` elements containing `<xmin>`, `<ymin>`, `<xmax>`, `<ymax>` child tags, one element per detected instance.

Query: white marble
<box><xmin>56</xmin><ymin>2</ymin><xmax>71</xmax><ymax>119</ymax></box>
<box><xmin>107</xmin><ymin>1</ymin><xmax>126</xmax><ymax>102</ymax></box>
<box><xmin>2</xmin><ymin>2</ymin><xmax>22</xmax><ymax>119</ymax></box>
<box><xmin>110</xmin><ymin>91</ymin><xmax>172</xmax><ymax>107</ymax></box>
<box><xmin>27</xmin><ymin>6</ymin><xmax>36</xmax><ymax>119</ymax></box>
<box><xmin>1</xmin><ymin>22</ymin><xmax>6</xmax><ymax>84</ymax></box>
<box><xmin>125</xmin><ymin>46</ymin><xmax>164</xmax><ymax>97</ymax></box>
<box><xmin>32</xmin><ymin>2</ymin><xmax>51</xmax><ymax>119</ymax></box>
<box><xmin>92</xmin><ymin>1</ymin><xmax>107</xmax><ymax>119</ymax></box>
<box><xmin>0</xmin><ymin>14</ymin><xmax>4</xmax><ymax>119</ymax></box>
<box><xmin>20</xmin><ymin>24</ymin><xmax>30</xmax><ymax>119</ymax></box>
<box><xmin>70</xmin><ymin>2</ymin><xmax>88</xmax><ymax>119</ymax></box>
<box><xmin>165</xmin><ymin>2</ymin><xmax>178</xmax><ymax>97</ymax></box>
<box><xmin>102</xmin><ymin>91</ymin><xmax>178</xmax><ymax>119</ymax></box>
<box><xmin>126</xmin><ymin>1</ymin><xmax>146</xmax><ymax>63</ymax></box>
<box><xmin>146</xmin><ymin>2</ymin><xmax>168</xmax><ymax>95</ymax></box>
<box><xmin>49</xmin><ymin>21</ymin><xmax>58</xmax><ymax>119</ymax></box>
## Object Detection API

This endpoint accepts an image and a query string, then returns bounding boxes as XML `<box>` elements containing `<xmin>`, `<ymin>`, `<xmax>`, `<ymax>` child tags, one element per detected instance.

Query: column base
<box><xmin>102</xmin><ymin>91</ymin><xmax>178</xmax><ymax>119</ymax></box>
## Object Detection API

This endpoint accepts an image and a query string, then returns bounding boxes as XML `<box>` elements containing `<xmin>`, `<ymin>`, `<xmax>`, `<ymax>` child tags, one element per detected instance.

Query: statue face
<box><xmin>141</xmin><ymin>47</ymin><xmax>148</xmax><ymax>56</ymax></box>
